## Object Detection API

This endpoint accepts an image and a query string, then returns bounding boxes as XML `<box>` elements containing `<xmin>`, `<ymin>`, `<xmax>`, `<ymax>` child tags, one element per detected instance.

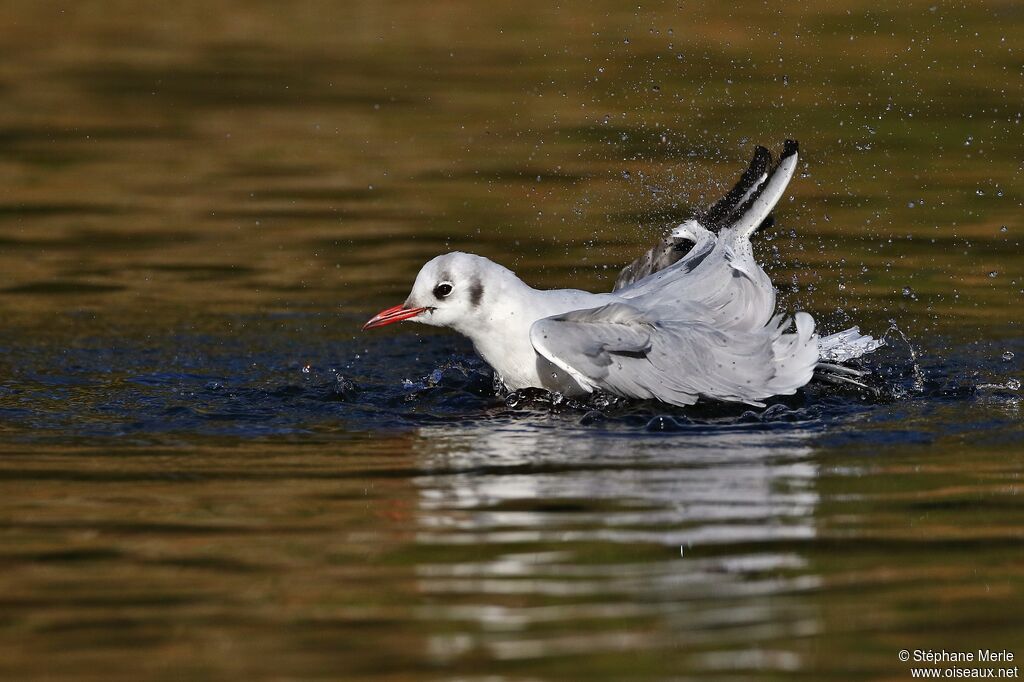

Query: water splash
<box><xmin>882</xmin><ymin>321</ymin><xmax>926</xmax><ymax>394</ymax></box>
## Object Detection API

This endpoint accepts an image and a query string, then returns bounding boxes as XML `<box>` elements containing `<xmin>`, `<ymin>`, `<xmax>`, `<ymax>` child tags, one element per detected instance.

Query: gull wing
<box><xmin>612</xmin><ymin>141</ymin><xmax>801</xmax><ymax>333</ymax></box>
<box><xmin>529</xmin><ymin>302</ymin><xmax>819</xmax><ymax>407</ymax></box>
<box><xmin>720</xmin><ymin>139</ymin><xmax>800</xmax><ymax>245</ymax></box>
<box><xmin>702</xmin><ymin>145</ymin><xmax>773</xmax><ymax>231</ymax></box>
<box><xmin>612</xmin><ymin>145</ymin><xmax>773</xmax><ymax>292</ymax></box>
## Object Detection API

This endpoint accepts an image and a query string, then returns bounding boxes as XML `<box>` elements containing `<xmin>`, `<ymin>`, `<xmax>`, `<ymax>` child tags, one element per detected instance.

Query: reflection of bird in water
<box><xmin>412</xmin><ymin>420</ymin><xmax>819</xmax><ymax>548</ymax></box>
<box><xmin>411</xmin><ymin>420</ymin><xmax>822</xmax><ymax>664</ymax></box>
<box><xmin>365</xmin><ymin>141</ymin><xmax>881</xmax><ymax>406</ymax></box>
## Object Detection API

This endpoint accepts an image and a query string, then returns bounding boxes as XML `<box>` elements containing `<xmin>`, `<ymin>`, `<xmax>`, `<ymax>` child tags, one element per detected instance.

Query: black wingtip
<box><xmin>701</xmin><ymin>144</ymin><xmax>774</xmax><ymax>230</ymax></box>
<box><xmin>721</xmin><ymin>139</ymin><xmax>798</xmax><ymax>239</ymax></box>
<box><xmin>752</xmin><ymin>145</ymin><xmax>772</xmax><ymax>167</ymax></box>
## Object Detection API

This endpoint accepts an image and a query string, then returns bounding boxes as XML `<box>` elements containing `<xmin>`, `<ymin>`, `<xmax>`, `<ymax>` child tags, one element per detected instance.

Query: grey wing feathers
<box><xmin>577</xmin><ymin>141</ymin><xmax>881</xmax><ymax>406</ymax></box>
<box><xmin>611</xmin><ymin>141</ymin><xmax>803</xmax><ymax>334</ymax></box>
<box><xmin>612</xmin><ymin>235</ymin><xmax>689</xmax><ymax>293</ymax></box>
<box><xmin>529</xmin><ymin>302</ymin><xmax>819</xmax><ymax>407</ymax></box>
<box><xmin>612</xmin><ymin>144</ymin><xmax>775</xmax><ymax>292</ymax></box>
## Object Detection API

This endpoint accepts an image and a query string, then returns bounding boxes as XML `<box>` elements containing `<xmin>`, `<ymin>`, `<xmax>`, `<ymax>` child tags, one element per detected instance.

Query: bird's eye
<box><xmin>433</xmin><ymin>282</ymin><xmax>453</xmax><ymax>299</ymax></box>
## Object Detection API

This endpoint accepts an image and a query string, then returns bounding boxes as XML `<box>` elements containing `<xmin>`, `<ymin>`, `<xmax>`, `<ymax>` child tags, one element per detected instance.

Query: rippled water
<box><xmin>1</xmin><ymin>2</ymin><xmax>1022</xmax><ymax>680</ymax></box>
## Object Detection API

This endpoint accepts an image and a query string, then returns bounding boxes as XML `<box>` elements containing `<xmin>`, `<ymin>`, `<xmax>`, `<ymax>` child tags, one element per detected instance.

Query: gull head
<box><xmin>362</xmin><ymin>252</ymin><xmax>499</xmax><ymax>332</ymax></box>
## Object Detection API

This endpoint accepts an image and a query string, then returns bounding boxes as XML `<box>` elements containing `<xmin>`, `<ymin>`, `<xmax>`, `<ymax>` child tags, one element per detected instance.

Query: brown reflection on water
<box><xmin>0</xmin><ymin>1</ymin><xmax>1020</xmax><ymax>338</ymax></box>
<box><xmin>2</xmin><ymin>423</ymin><xmax>1021</xmax><ymax>679</ymax></box>
<box><xmin>0</xmin><ymin>439</ymin><xmax>426</xmax><ymax>680</ymax></box>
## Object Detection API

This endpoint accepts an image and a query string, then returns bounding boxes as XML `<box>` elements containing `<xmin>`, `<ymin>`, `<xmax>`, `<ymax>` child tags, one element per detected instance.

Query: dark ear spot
<box><xmin>469</xmin><ymin>278</ymin><xmax>484</xmax><ymax>307</ymax></box>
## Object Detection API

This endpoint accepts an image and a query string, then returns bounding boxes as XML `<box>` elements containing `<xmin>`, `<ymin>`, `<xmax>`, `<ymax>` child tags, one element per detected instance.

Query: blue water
<box><xmin>3</xmin><ymin>313</ymin><xmax>1019</xmax><ymax>448</ymax></box>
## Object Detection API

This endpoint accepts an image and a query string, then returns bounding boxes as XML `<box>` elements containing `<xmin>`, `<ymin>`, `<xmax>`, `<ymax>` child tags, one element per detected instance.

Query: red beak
<box><xmin>362</xmin><ymin>304</ymin><xmax>428</xmax><ymax>330</ymax></box>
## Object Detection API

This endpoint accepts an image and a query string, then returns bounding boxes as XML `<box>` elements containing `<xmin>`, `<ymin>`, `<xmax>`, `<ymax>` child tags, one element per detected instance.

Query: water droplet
<box><xmin>1003</xmin><ymin>351</ymin><xmax>1015</xmax><ymax>362</ymax></box>
<box><xmin>1007</xmin><ymin>378</ymin><xmax>1021</xmax><ymax>391</ymax></box>
<box><xmin>902</xmin><ymin>286</ymin><xmax>913</xmax><ymax>297</ymax></box>
<box><xmin>989</xmin><ymin>271</ymin><xmax>999</xmax><ymax>278</ymax></box>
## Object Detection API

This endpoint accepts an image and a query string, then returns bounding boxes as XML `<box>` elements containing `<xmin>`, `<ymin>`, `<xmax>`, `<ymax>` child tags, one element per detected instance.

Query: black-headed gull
<box><xmin>364</xmin><ymin>140</ymin><xmax>881</xmax><ymax>407</ymax></box>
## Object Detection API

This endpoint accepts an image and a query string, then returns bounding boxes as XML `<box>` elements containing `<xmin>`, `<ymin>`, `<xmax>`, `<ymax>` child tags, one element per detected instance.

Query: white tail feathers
<box><xmin>818</xmin><ymin>327</ymin><xmax>884</xmax><ymax>363</ymax></box>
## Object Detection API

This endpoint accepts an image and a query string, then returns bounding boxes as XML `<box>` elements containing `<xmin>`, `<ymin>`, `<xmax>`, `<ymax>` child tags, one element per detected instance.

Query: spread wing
<box><xmin>612</xmin><ymin>141</ymin><xmax>801</xmax><ymax>334</ymax></box>
<box><xmin>529</xmin><ymin>302</ymin><xmax>818</xmax><ymax>407</ymax></box>
<box><xmin>613</xmin><ymin>144</ymin><xmax>773</xmax><ymax>292</ymax></box>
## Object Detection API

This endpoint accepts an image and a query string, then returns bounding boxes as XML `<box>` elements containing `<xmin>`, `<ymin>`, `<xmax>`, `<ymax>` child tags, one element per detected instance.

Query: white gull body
<box><xmin>364</xmin><ymin>141</ymin><xmax>881</xmax><ymax>407</ymax></box>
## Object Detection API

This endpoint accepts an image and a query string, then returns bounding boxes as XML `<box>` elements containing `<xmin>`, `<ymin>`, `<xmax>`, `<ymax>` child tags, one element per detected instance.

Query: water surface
<box><xmin>0</xmin><ymin>1</ymin><xmax>1022</xmax><ymax>680</ymax></box>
